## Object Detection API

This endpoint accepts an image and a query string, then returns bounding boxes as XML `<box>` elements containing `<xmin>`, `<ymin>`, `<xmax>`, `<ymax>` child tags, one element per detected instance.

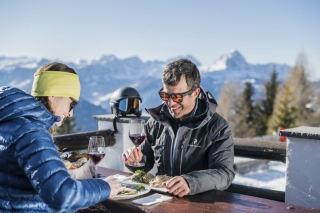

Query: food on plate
<box><xmin>149</xmin><ymin>175</ymin><xmax>172</xmax><ymax>188</ymax></box>
<box><xmin>63</xmin><ymin>161</ymin><xmax>73</xmax><ymax>169</ymax></box>
<box><xmin>131</xmin><ymin>170</ymin><xmax>154</xmax><ymax>184</ymax></box>
<box><xmin>131</xmin><ymin>170</ymin><xmax>172</xmax><ymax>188</ymax></box>
<box><xmin>63</xmin><ymin>159</ymin><xmax>84</xmax><ymax>170</ymax></box>
<box><xmin>117</xmin><ymin>184</ymin><xmax>146</xmax><ymax>196</ymax></box>
<box><xmin>63</xmin><ymin>160</ymin><xmax>84</xmax><ymax>170</ymax></box>
<box><xmin>61</xmin><ymin>151</ymin><xmax>88</xmax><ymax>170</ymax></box>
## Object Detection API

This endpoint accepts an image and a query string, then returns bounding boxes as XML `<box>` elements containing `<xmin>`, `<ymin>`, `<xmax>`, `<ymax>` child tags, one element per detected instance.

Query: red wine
<box><xmin>89</xmin><ymin>151</ymin><xmax>105</xmax><ymax>165</ymax></box>
<box><xmin>129</xmin><ymin>134</ymin><xmax>146</xmax><ymax>146</ymax></box>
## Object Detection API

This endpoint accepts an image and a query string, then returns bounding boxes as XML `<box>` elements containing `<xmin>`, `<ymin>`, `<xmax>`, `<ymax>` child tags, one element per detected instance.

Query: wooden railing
<box><xmin>54</xmin><ymin>129</ymin><xmax>116</xmax><ymax>151</ymax></box>
<box><xmin>233</xmin><ymin>138</ymin><xmax>286</xmax><ymax>163</ymax></box>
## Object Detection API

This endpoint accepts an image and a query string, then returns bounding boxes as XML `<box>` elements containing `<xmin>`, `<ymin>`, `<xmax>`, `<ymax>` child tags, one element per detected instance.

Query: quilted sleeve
<box><xmin>14</xmin><ymin>122</ymin><xmax>111</xmax><ymax>212</ymax></box>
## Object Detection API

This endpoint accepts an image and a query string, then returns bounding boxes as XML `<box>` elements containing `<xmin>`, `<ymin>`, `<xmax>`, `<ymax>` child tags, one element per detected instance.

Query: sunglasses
<box><xmin>158</xmin><ymin>88</ymin><xmax>193</xmax><ymax>103</ymax></box>
<box><xmin>69</xmin><ymin>97</ymin><xmax>78</xmax><ymax>112</ymax></box>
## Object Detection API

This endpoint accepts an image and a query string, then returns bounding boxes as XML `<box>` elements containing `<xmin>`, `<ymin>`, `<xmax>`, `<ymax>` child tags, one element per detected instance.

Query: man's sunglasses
<box><xmin>158</xmin><ymin>88</ymin><xmax>193</xmax><ymax>103</ymax></box>
<box><xmin>69</xmin><ymin>97</ymin><xmax>78</xmax><ymax>112</ymax></box>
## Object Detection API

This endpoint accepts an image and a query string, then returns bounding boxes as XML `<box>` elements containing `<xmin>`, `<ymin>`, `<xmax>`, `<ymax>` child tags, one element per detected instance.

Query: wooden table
<box><xmin>78</xmin><ymin>167</ymin><xmax>320</xmax><ymax>213</ymax></box>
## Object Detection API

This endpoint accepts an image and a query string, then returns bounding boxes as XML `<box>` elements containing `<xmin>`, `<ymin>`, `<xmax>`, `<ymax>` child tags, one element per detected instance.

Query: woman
<box><xmin>0</xmin><ymin>62</ymin><xmax>120</xmax><ymax>212</ymax></box>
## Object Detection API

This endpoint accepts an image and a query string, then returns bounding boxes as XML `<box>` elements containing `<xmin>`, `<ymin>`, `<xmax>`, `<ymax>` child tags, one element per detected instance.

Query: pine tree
<box><xmin>242</xmin><ymin>81</ymin><xmax>255</xmax><ymax>124</ymax></box>
<box><xmin>216</xmin><ymin>79</ymin><xmax>240</xmax><ymax>123</ymax></box>
<box><xmin>232</xmin><ymin>81</ymin><xmax>255</xmax><ymax>137</ymax></box>
<box><xmin>268</xmin><ymin>84</ymin><xmax>299</xmax><ymax>132</ymax></box>
<box><xmin>254</xmin><ymin>68</ymin><xmax>280</xmax><ymax>136</ymax></box>
<box><xmin>286</xmin><ymin>53</ymin><xmax>314</xmax><ymax>126</ymax></box>
<box><xmin>55</xmin><ymin>117</ymin><xmax>81</xmax><ymax>135</ymax></box>
<box><xmin>306</xmin><ymin>87</ymin><xmax>320</xmax><ymax>126</ymax></box>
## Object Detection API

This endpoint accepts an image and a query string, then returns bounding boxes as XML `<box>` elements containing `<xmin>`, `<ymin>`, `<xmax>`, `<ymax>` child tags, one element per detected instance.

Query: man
<box><xmin>123</xmin><ymin>59</ymin><xmax>235</xmax><ymax>197</ymax></box>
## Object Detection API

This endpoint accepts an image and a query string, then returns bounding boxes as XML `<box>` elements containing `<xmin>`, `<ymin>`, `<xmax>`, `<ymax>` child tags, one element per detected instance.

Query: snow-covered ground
<box><xmin>233</xmin><ymin>160</ymin><xmax>286</xmax><ymax>191</ymax></box>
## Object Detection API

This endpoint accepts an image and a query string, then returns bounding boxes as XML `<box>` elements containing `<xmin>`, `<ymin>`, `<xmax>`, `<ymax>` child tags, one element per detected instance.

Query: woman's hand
<box><xmin>104</xmin><ymin>176</ymin><xmax>120</xmax><ymax>199</ymax></box>
<box><xmin>122</xmin><ymin>147</ymin><xmax>143</xmax><ymax>165</ymax></box>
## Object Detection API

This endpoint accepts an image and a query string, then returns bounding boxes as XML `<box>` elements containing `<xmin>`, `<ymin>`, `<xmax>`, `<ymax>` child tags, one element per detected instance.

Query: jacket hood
<box><xmin>0</xmin><ymin>86</ymin><xmax>60</xmax><ymax>128</ymax></box>
<box><xmin>198</xmin><ymin>86</ymin><xmax>218</xmax><ymax>114</ymax></box>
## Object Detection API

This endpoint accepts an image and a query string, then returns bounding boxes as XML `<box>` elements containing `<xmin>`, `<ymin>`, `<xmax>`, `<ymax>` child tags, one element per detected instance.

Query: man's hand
<box><xmin>104</xmin><ymin>176</ymin><xmax>120</xmax><ymax>199</ymax></box>
<box><xmin>122</xmin><ymin>147</ymin><xmax>143</xmax><ymax>165</ymax></box>
<box><xmin>163</xmin><ymin>176</ymin><xmax>190</xmax><ymax>197</ymax></box>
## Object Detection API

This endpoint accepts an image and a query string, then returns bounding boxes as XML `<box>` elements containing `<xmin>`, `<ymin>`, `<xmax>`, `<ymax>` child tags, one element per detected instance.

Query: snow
<box><xmin>94</xmin><ymin>92</ymin><xmax>113</xmax><ymax>105</ymax></box>
<box><xmin>233</xmin><ymin>161</ymin><xmax>286</xmax><ymax>191</ymax></box>
<box><xmin>242</xmin><ymin>78</ymin><xmax>256</xmax><ymax>84</ymax></box>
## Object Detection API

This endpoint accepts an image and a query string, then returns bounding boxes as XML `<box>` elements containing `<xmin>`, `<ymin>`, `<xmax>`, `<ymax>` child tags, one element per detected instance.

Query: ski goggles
<box><xmin>158</xmin><ymin>88</ymin><xmax>193</xmax><ymax>103</ymax></box>
<box><xmin>118</xmin><ymin>98</ymin><xmax>142</xmax><ymax>114</ymax></box>
<box><xmin>69</xmin><ymin>97</ymin><xmax>78</xmax><ymax>112</ymax></box>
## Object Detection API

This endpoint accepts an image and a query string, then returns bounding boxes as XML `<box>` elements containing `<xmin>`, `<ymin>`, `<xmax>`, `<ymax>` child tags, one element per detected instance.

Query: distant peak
<box><xmin>226</xmin><ymin>49</ymin><xmax>246</xmax><ymax>62</ymax></box>
<box><xmin>165</xmin><ymin>55</ymin><xmax>201</xmax><ymax>67</ymax></box>
<box><xmin>123</xmin><ymin>56</ymin><xmax>142</xmax><ymax>63</ymax></box>
<box><xmin>98</xmin><ymin>54</ymin><xmax>117</xmax><ymax>61</ymax></box>
<box><xmin>92</xmin><ymin>55</ymin><xmax>118</xmax><ymax>65</ymax></box>
<box><xmin>205</xmin><ymin>50</ymin><xmax>247</xmax><ymax>72</ymax></box>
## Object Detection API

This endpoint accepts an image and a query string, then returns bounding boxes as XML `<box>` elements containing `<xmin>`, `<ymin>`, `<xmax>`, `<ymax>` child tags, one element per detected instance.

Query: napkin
<box><xmin>132</xmin><ymin>193</ymin><xmax>172</xmax><ymax>205</ymax></box>
<box><xmin>113</xmin><ymin>174</ymin><xmax>131</xmax><ymax>181</ymax></box>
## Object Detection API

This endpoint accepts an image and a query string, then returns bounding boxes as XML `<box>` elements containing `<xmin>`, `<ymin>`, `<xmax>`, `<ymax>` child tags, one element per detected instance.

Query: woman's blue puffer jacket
<box><xmin>0</xmin><ymin>86</ymin><xmax>111</xmax><ymax>213</ymax></box>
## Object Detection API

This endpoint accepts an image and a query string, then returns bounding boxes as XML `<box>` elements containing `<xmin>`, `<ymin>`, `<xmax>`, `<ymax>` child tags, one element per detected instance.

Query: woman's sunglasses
<box><xmin>158</xmin><ymin>88</ymin><xmax>193</xmax><ymax>103</ymax></box>
<box><xmin>69</xmin><ymin>97</ymin><xmax>78</xmax><ymax>112</ymax></box>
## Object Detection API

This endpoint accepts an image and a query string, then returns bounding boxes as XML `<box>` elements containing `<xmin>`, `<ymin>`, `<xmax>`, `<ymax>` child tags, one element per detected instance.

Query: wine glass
<box><xmin>128</xmin><ymin>119</ymin><xmax>146</xmax><ymax>167</ymax></box>
<box><xmin>88</xmin><ymin>136</ymin><xmax>106</xmax><ymax>178</ymax></box>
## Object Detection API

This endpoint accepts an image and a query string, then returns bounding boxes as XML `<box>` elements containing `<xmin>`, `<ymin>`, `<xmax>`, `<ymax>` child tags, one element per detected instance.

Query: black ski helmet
<box><xmin>110</xmin><ymin>87</ymin><xmax>142</xmax><ymax>117</ymax></box>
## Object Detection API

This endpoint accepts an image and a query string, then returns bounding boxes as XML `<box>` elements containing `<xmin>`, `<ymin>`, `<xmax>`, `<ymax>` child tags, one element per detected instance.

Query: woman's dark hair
<box><xmin>162</xmin><ymin>58</ymin><xmax>201</xmax><ymax>91</ymax></box>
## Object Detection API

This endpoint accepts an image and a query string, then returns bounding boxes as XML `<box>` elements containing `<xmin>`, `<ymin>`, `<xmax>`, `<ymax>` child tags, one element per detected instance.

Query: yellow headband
<box><xmin>31</xmin><ymin>71</ymin><xmax>81</xmax><ymax>101</ymax></box>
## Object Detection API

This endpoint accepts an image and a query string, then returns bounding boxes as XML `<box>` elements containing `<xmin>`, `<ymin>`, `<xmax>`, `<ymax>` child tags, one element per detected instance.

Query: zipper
<box><xmin>170</xmin><ymin>134</ymin><xmax>174</xmax><ymax>176</ymax></box>
<box><xmin>179</xmin><ymin>140</ymin><xmax>186</xmax><ymax>174</ymax></box>
<box><xmin>171</xmin><ymin>127</ymin><xmax>181</xmax><ymax>176</ymax></box>
<box><xmin>162</xmin><ymin>135</ymin><xmax>167</xmax><ymax>174</ymax></box>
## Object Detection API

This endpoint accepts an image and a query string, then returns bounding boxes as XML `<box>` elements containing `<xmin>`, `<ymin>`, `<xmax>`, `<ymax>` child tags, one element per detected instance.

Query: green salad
<box><xmin>131</xmin><ymin>169</ymin><xmax>154</xmax><ymax>184</ymax></box>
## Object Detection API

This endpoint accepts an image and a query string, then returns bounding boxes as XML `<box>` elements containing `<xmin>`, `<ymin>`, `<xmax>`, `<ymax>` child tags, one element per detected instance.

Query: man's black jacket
<box><xmin>127</xmin><ymin>87</ymin><xmax>235</xmax><ymax>195</ymax></box>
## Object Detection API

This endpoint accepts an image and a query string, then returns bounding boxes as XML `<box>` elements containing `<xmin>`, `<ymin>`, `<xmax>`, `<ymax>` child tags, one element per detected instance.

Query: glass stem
<box><xmin>95</xmin><ymin>165</ymin><xmax>98</xmax><ymax>178</ymax></box>
<box><xmin>136</xmin><ymin>146</ymin><xmax>139</xmax><ymax>165</ymax></box>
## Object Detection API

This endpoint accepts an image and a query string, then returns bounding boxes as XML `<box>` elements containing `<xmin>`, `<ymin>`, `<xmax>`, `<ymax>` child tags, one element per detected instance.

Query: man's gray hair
<box><xmin>162</xmin><ymin>59</ymin><xmax>201</xmax><ymax>91</ymax></box>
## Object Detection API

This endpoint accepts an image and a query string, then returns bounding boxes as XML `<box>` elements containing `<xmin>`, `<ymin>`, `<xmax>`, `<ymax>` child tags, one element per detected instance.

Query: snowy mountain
<box><xmin>200</xmin><ymin>50</ymin><xmax>249</xmax><ymax>72</ymax></box>
<box><xmin>0</xmin><ymin>50</ymin><xmax>291</xmax><ymax>131</ymax></box>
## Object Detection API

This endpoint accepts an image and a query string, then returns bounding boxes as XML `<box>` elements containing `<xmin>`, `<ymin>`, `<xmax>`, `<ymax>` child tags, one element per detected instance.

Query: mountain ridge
<box><xmin>0</xmin><ymin>50</ymin><xmax>291</xmax><ymax>131</ymax></box>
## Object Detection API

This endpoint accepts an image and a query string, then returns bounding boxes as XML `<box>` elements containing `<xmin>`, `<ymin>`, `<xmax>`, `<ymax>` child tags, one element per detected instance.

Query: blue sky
<box><xmin>1</xmin><ymin>0</ymin><xmax>319</xmax><ymax>79</ymax></box>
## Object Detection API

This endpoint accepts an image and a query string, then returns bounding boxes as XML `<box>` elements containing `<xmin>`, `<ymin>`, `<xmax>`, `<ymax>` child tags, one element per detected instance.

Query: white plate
<box><xmin>121</xmin><ymin>180</ymin><xmax>167</xmax><ymax>193</ymax></box>
<box><xmin>120</xmin><ymin>179</ymin><xmax>168</xmax><ymax>193</ymax></box>
<box><xmin>150</xmin><ymin>186</ymin><xmax>168</xmax><ymax>193</ymax></box>
<box><xmin>113</xmin><ymin>181</ymin><xmax>151</xmax><ymax>200</ymax></box>
<box><xmin>98</xmin><ymin>174</ymin><xmax>132</xmax><ymax>181</ymax></box>
<box><xmin>113</xmin><ymin>174</ymin><xmax>132</xmax><ymax>181</ymax></box>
